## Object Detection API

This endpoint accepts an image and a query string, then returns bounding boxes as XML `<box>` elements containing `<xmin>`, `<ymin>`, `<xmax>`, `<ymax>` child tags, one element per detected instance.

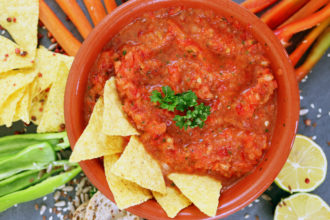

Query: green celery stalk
<box><xmin>0</xmin><ymin>142</ymin><xmax>55</xmax><ymax>180</ymax></box>
<box><xmin>0</xmin><ymin>166</ymin><xmax>81</xmax><ymax>212</ymax></box>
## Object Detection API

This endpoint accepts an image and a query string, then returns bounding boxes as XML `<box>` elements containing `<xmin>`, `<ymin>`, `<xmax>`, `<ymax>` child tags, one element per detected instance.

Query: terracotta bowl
<box><xmin>64</xmin><ymin>0</ymin><xmax>300</xmax><ymax>219</ymax></box>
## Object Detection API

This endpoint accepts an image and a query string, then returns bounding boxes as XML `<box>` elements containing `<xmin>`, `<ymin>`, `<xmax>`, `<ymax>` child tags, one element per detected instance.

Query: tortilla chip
<box><xmin>0</xmin><ymin>69</ymin><xmax>37</xmax><ymax>109</ymax></box>
<box><xmin>0</xmin><ymin>0</ymin><xmax>38</xmax><ymax>66</ymax></box>
<box><xmin>0</xmin><ymin>87</ymin><xmax>25</xmax><ymax>127</ymax></box>
<box><xmin>102</xmin><ymin>77</ymin><xmax>139</xmax><ymax>136</ymax></box>
<box><xmin>104</xmin><ymin>154</ymin><xmax>152</xmax><ymax>209</ymax></box>
<box><xmin>153</xmin><ymin>186</ymin><xmax>191</xmax><ymax>218</ymax></box>
<box><xmin>0</xmin><ymin>36</ymin><xmax>33</xmax><ymax>72</ymax></box>
<box><xmin>70</xmin><ymin>98</ymin><xmax>123</xmax><ymax>162</ymax></box>
<box><xmin>32</xmin><ymin>47</ymin><xmax>74</xmax><ymax>98</ymax></box>
<box><xmin>13</xmin><ymin>83</ymin><xmax>33</xmax><ymax>123</ymax></box>
<box><xmin>29</xmin><ymin>88</ymin><xmax>49</xmax><ymax>125</ymax></box>
<box><xmin>168</xmin><ymin>173</ymin><xmax>222</xmax><ymax>217</ymax></box>
<box><xmin>37</xmin><ymin>62</ymin><xmax>68</xmax><ymax>133</ymax></box>
<box><xmin>111</xmin><ymin>136</ymin><xmax>166</xmax><ymax>194</ymax></box>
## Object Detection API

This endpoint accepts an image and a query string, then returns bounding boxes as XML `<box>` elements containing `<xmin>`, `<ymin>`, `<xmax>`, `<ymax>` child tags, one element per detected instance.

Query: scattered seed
<box><xmin>48</xmin><ymin>43</ymin><xmax>57</xmax><ymax>51</ymax></box>
<box><xmin>261</xmin><ymin>194</ymin><xmax>271</xmax><ymax>201</ymax></box>
<box><xmin>53</xmin><ymin>191</ymin><xmax>61</xmax><ymax>201</ymax></box>
<box><xmin>82</xmin><ymin>186</ymin><xmax>92</xmax><ymax>193</ymax></box>
<box><xmin>248</xmin><ymin>203</ymin><xmax>253</xmax><ymax>208</ymax></box>
<box><xmin>312</xmin><ymin>136</ymin><xmax>317</xmax><ymax>140</ymax></box>
<box><xmin>54</xmin><ymin>201</ymin><xmax>66</xmax><ymax>207</ymax></box>
<box><xmin>254</xmin><ymin>199</ymin><xmax>260</xmax><ymax>203</ymax></box>
<box><xmin>317</xmin><ymin>114</ymin><xmax>321</xmax><ymax>118</ymax></box>
<box><xmin>310</xmin><ymin>103</ymin><xmax>315</xmax><ymax>109</ymax></box>
<box><xmin>318</xmin><ymin>108</ymin><xmax>322</xmax><ymax>113</ymax></box>
<box><xmin>43</xmin><ymin>196</ymin><xmax>47</xmax><ymax>201</ymax></box>
<box><xmin>244</xmin><ymin>213</ymin><xmax>250</xmax><ymax>219</ymax></box>
<box><xmin>299</xmin><ymin>109</ymin><xmax>309</xmax><ymax>116</ymax></box>
<box><xmin>39</xmin><ymin>205</ymin><xmax>46</xmax><ymax>215</ymax></box>
<box><xmin>46</xmin><ymin>164</ymin><xmax>53</xmax><ymax>173</ymax></box>
<box><xmin>62</xmin><ymin>186</ymin><xmax>74</xmax><ymax>192</ymax></box>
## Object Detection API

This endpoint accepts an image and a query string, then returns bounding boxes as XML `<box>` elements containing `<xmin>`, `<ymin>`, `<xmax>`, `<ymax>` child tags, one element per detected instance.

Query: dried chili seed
<box><xmin>6</xmin><ymin>17</ymin><xmax>12</xmax><ymax>22</ymax></box>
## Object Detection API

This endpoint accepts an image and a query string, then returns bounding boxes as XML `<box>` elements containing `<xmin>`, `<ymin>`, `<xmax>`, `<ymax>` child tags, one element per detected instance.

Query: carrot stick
<box><xmin>39</xmin><ymin>0</ymin><xmax>81</xmax><ymax>56</ymax></box>
<box><xmin>296</xmin><ymin>27</ymin><xmax>330</xmax><ymax>82</ymax></box>
<box><xmin>55</xmin><ymin>0</ymin><xmax>92</xmax><ymax>39</ymax></box>
<box><xmin>279</xmin><ymin>0</ymin><xmax>328</xmax><ymax>28</ymax></box>
<box><xmin>104</xmin><ymin>0</ymin><xmax>117</xmax><ymax>14</ymax></box>
<box><xmin>83</xmin><ymin>0</ymin><xmax>107</xmax><ymax>25</ymax></box>
<box><xmin>241</xmin><ymin>0</ymin><xmax>279</xmax><ymax>13</ymax></box>
<box><xmin>290</xmin><ymin>17</ymin><xmax>330</xmax><ymax>66</ymax></box>
<box><xmin>275</xmin><ymin>4</ymin><xmax>330</xmax><ymax>44</ymax></box>
<box><xmin>261</xmin><ymin>0</ymin><xmax>309</xmax><ymax>29</ymax></box>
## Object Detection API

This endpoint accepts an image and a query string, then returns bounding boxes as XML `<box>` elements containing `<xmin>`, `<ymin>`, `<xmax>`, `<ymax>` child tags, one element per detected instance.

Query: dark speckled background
<box><xmin>0</xmin><ymin>0</ymin><xmax>329</xmax><ymax>219</ymax></box>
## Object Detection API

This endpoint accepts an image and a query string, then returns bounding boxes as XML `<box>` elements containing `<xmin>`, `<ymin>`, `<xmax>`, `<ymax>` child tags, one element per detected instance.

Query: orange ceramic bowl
<box><xmin>64</xmin><ymin>0</ymin><xmax>299</xmax><ymax>219</ymax></box>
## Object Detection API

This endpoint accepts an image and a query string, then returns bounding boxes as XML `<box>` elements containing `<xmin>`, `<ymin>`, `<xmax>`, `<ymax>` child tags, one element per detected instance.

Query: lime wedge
<box><xmin>274</xmin><ymin>193</ymin><xmax>330</xmax><ymax>220</ymax></box>
<box><xmin>275</xmin><ymin>134</ymin><xmax>327</xmax><ymax>193</ymax></box>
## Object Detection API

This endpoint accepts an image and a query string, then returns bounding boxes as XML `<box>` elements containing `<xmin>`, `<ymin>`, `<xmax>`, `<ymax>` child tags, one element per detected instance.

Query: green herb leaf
<box><xmin>151</xmin><ymin>86</ymin><xmax>211</xmax><ymax>129</ymax></box>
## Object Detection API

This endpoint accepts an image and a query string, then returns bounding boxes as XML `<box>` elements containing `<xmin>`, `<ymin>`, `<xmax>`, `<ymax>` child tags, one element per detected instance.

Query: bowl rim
<box><xmin>64</xmin><ymin>0</ymin><xmax>300</xmax><ymax>219</ymax></box>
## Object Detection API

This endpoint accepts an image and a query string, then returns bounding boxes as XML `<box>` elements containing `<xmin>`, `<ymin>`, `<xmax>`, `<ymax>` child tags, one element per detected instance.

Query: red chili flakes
<box><xmin>45</xmin><ymin>87</ymin><xmax>50</xmax><ymax>92</ymax></box>
<box><xmin>304</xmin><ymin>119</ymin><xmax>312</xmax><ymax>126</ymax></box>
<box><xmin>327</xmin><ymin>142</ymin><xmax>330</xmax><ymax>146</ymax></box>
<box><xmin>6</xmin><ymin>17</ymin><xmax>12</xmax><ymax>22</ymax></box>
<box><xmin>39</xmin><ymin>107</ymin><xmax>43</xmax><ymax>112</ymax></box>
<box><xmin>38</xmin><ymin>72</ymin><xmax>43</xmax><ymax>77</ymax></box>
<box><xmin>59</xmin><ymin>123</ymin><xmax>66</xmax><ymax>131</ymax></box>
<box><xmin>13</xmin><ymin>17</ymin><xmax>17</xmax><ymax>23</ymax></box>
<box><xmin>38</xmin><ymin>33</ymin><xmax>44</xmax><ymax>39</ymax></box>
<box><xmin>4</xmin><ymin>54</ymin><xmax>8</xmax><ymax>58</ymax></box>
<box><xmin>13</xmin><ymin>83</ymin><xmax>16</xmax><ymax>86</ymax></box>
<box><xmin>305</xmin><ymin>178</ymin><xmax>310</xmax><ymax>184</ymax></box>
<box><xmin>0</xmin><ymin>25</ymin><xmax>4</xmax><ymax>30</ymax></box>
<box><xmin>30</xmin><ymin>60</ymin><xmax>34</xmax><ymax>63</ymax></box>
<box><xmin>50</xmin><ymin>37</ymin><xmax>56</xmax><ymax>43</ymax></box>
<box><xmin>20</xmin><ymin>51</ymin><xmax>28</xmax><ymax>57</ymax></box>
<box><xmin>31</xmin><ymin>115</ymin><xmax>37</xmax><ymax>121</ymax></box>
<box><xmin>52</xmin><ymin>53</ymin><xmax>56</xmax><ymax>56</ymax></box>
<box><xmin>15</xmin><ymin>48</ymin><xmax>21</xmax><ymax>54</ymax></box>
<box><xmin>47</xmin><ymin>32</ymin><xmax>53</xmax><ymax>38</ymax></box>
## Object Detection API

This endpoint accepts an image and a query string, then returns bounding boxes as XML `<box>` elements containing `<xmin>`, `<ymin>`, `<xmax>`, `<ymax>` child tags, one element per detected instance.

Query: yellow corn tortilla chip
<box><xmin>0</xmin><ymin>0</ymin><xmax>38</xmax><ymax>66</ymax></box>
<box><xmin>70</xmin><ymin>98</ymin><xmax>123</xmax><ymax>162</ymax></box>
<box><xmin>104</xmin><ymin>154</ymin><xmax>152</xmax><ymax>209</ymax></box>
<box><xmin>0</xmin><ymin>36</ymin><xmax>33</xmax><ymax>72</ymax></box>
<box><xmin>29</xmin><ymin>88</ymin><xmax>49</xmax><ymax>125</ymax></box>
<box><xmin>37</xmin><ymin>62</ymin><xmax>68</xmax><ymax>133</ymax></box>
<box><xmin>32</xmin><ymin>47</ymin><xmax>74</xmax><ymax>98</ymax></box>
<box><xmin>0</xmin><ymin>69</ymin><xmax>37</xmax><ymax>109</ymax></box>
<box><xmin>168</xmin><ymin>173</ymin><xmax>222</xmax><ymax>217</ymax></box>
<box><xmin>153</xmin><ymin>186</ymin><xmax>192</xmax><ymax>218</ymax></box>
<box><xmin>13</xmin><ymin>82</ymin><xmax>33</xmax><ymax>124</ymax></box>
<box><xmin>111</xmin><ymin>136</ymin><xmax>166</xmax><ymax>194</ymax></box>
<box><xmin>0</xmin><ymin>87</ymin><xmax>25</xmax><ymax>127</ymax></box>
<box><xmin>102</xmin><ymin>77</ymin><xmax>139</xmax><ymax>136</ymax></box>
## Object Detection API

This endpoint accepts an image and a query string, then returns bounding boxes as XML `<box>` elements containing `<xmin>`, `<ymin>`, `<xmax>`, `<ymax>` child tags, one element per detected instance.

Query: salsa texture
<box><xmin>85</xmin><ymin>7</ymin><xmax>277</xmax><ymax>184</ymax></box>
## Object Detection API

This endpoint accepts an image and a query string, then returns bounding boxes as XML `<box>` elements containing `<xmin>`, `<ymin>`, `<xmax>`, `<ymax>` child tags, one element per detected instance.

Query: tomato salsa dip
<box><xmin>84</xmin><ymin>7</ymin><xmax>277</xmax><ymax>186</ymax></box>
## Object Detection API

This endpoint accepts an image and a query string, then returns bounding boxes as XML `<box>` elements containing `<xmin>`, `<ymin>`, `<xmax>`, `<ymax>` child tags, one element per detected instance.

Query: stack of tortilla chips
<box><xmin>70</xmin><ymin>77</ymin><xmax>223</xmax><ymax>218</ymax></box>
<box><xmin>0</xmin><ymin>0</ymin><xmax>73</xmax><ymax>132</ymax></box>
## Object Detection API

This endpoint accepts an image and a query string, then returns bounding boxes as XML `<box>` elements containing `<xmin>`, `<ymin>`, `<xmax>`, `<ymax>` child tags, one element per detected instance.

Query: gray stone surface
<box><xmin>0</xmin><ymin>0</ymin><xmax>329</xmax><ymax>219</ymax></box>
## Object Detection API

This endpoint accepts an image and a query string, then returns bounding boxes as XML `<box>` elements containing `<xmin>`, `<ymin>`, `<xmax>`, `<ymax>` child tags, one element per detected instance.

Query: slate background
<box><xmin>0</xmin><ymin>0</ymin><xmax>329</xmax><ymax>219</ymax></box>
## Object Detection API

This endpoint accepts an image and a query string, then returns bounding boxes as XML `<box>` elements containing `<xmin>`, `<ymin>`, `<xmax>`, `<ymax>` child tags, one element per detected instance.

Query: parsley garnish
<box><xmin>150</xmin><ymin>86</ymin><xmax>210</xmax><ymax>130</ymax></box>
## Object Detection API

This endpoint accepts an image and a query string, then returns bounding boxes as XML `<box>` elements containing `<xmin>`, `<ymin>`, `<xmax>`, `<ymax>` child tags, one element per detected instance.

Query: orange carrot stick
<box><xmin>83</xmin><ymin>0</ymin><xmax>107</xmax><ymax>25</ymax></box>
<box><xmin>290</xmin><ymin>17</ymin><xmax>330</xmax><ymax>66</ymax></box>
<box><xmin>261</xmin><ymin>0</ymin><xmax>309</xmax><ymax>29</ymax></box>
<box><xmin>241</xmin><ymin>0</ymin><xmax>279</xmax><ymax>13</ymax></box>
<box><xmin>39</xmin><ymin>0</ymin><xmax>81</xmax><ymax>56</ymax></box>
<box><xmin>104</xmin><ymin>0</ymin><xmax>118</xmax><ymax>14</ymax></box>
<box><xmin>279</xmin><ymin>0</ymin><xmax>328</xmax><ymax>28</ymax></box>
<box><xmin>55</xmin><ymin>0</ymin><xmax>93</xmax><ymax>39</ymax></box>
<box><xmin>296</xmin><ymin>27</ymin><xmax>330</xmax><ymax>81</ymax></box>
<box><xmin>275</xmin><ymin>4</ymin><xmax>330</xmax><ymax>44</ymax></box>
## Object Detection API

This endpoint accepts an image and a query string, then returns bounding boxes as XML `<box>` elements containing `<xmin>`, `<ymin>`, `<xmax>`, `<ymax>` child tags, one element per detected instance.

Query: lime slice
<box><xmin>274</xmin><ymin>193</ymin><xmax>330</xmax><ymax>220</ymax></box>
<box><xmin>275</xmin><ymin>134</ymin><xmax>327</xmax><ymax>193</ymax></box>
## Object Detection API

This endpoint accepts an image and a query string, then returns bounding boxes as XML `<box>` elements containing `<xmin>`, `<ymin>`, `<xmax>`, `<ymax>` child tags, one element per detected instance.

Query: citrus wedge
<box><xmin>274</xmin><ymin>193</ymin><xmax>330</xmax><ymax>220</ymax></box>
<box><xmin>275</xmin><ymin>134</ymin><xmax>327</xmax><ymax>193</ymax></box>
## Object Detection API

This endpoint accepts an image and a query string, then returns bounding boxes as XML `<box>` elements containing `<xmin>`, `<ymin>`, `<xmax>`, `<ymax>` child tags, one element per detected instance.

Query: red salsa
<box><xmin>85</xmin><ymin>7</ymin><xmax>277</xmax><ymax>185</ymax></box>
